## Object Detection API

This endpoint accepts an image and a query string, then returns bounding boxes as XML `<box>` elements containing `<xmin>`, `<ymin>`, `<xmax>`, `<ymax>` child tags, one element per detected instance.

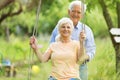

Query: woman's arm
<box><xmin>30</xmin><ymin>36</ymin><xmax>51</xmax><ymax>62</ymax></box>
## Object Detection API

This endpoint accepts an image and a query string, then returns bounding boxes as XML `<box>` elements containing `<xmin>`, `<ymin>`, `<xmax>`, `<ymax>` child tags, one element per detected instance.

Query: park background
<box><xmin>0</xmin><ymin>0</ymin><xmax>118</xmax><ymax>80</ymax></box>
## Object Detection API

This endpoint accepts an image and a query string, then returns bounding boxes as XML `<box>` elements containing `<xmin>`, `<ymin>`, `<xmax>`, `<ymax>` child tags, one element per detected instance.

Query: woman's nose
<box><xmin>64</xmin><ymin>28</ymin><xmax>69</xmax><ymax>31</ymax></box>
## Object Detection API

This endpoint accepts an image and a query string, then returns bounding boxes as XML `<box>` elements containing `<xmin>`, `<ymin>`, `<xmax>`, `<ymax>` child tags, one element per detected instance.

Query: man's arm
<box><xmin>85</xmin><ymin>27</ymin><xmax>96</xmax><ymax>61</ymax></box>
<box><xmin>49</xmin><ymin>27</ymin><xmax>58</xmax><ymax>43</ymax></box>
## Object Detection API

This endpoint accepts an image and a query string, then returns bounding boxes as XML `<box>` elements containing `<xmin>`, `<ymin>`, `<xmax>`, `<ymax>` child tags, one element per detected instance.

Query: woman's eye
<box><xmin>61</xmin><ymin>26</ymin><xmax>65</xmax><ymax>28</ymax></box>
<box><xmin>67</xmin><ymin>26</ymin><xmax>70</xmax><ymax>29</ymax></box>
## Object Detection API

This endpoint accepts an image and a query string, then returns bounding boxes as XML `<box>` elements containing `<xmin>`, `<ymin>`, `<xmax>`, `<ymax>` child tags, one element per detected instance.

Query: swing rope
<box><xmin>81</xmin><ymin>0</ymin><xmax>86</xmax><ymax>31</ymax></box>
<box><xmin>28</xmin><ymin>0</ymin><xmax>42</xmax><ymax>80</ymax></box>
<box><xmin>32</xmin><ymin>0</ymin><xmax>42</xmax><ymax>36</ymax></box>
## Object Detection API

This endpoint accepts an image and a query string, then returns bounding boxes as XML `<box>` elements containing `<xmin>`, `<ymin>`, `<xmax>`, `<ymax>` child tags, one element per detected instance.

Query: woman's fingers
<box><xmin>30</xmin><ymin>36</ymin><xmax>36</xmax><ymax>45</ymax></box>
<box><xmin>29</xmin><ymin>36</ymin><xmax>38</xmax><ymax>50</ymax></box>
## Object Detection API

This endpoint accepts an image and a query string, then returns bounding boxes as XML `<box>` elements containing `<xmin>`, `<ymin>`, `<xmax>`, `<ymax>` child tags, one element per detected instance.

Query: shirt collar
<box><xmin>74</xmin><ymin>22</ymin><xmax>81</xmax><ymax>29</ymax></box>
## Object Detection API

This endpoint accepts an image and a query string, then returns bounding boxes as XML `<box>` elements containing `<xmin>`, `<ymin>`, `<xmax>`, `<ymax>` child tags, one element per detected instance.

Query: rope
<box><xmin>28</xmin><ymin>48</ymin><xmax>32</xmax><ymax>80</ymax></box>
<box><xmin>81</xmin><ymin>0</ymin><xmax>86</xmax><ymax>31</ymax></box>
<box><xmin>32</xmin><ymin>0</ymin><xmax>42</xmax><ymax>36</ymax></box>
<box><xmin>28</xmin><ymin>0</ymin><xmax>42</xmax><ymax>80</ymax></box>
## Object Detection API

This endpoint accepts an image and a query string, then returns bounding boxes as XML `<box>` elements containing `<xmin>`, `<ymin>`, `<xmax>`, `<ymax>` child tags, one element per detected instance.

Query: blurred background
<box><xmin>0</xmin><ymin>0</ymin><xmax>117</xmax><ymax>80</ymax></box>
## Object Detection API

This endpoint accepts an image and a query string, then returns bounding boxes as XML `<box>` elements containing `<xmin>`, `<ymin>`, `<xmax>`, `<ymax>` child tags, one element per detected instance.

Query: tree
<box><xmin>0</xmin><ymin>0</ymin><xmax>14</xmax><ymax>10</ymax></box>
<box><xmin>0</xmin><ymin>0</ymin><xmax>23</xmax><ymax>41</ymax></box>
<box><xmin>87</xmin><ymin>0</ymin><xmax>120</xmax><ymax>79</ymax></box>
<box><xmin>0</xmin><ymin>0</ymin><xmax>58</xmax><ymax>37</ymax></box>
<box><xmin>98</xmin><ymin>0</ymin><xmax>120</xmax><ymax>79</ymax></box>
<box><xmin>0</xmin><ymin>0</ymin><xmax>22</xmax><ymax>24</ymax></box>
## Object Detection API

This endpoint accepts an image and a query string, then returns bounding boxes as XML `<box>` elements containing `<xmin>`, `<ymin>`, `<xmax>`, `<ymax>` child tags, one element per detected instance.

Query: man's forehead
<box><xmin>71</xmin><ymin>5</ymin><xmax>81</xmax><ymax>9</ymax></box>
<box><xmin>71</xmin><ymin>6</ymin><xmax>82</xmax><ymax>11</ymax></box>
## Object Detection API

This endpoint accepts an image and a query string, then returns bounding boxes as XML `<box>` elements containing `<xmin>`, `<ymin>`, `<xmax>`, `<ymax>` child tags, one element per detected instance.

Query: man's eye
<box><xmin>72</xmin><ymin>11</ymin><xmax>75</xmax><ymax>12</ymax></box>
<box><xmin>78</xmin><ymin>11</ymin><xmax>81</xmax><ymax>14</ymax></box>
<box><xmin>72</xmin><ymin>11</ymin><xmax>75</xmax><ymax>13</ymax></box>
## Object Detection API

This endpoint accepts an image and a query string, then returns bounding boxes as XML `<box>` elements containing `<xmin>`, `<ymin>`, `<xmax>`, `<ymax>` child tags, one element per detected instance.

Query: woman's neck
<box><xmin>60</xmin><ymin>37</ymin><xmax>71</xmax><ymax>43</ymax></box>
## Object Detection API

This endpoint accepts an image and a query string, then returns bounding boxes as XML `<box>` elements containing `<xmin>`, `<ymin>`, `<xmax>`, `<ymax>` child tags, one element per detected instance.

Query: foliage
<box><xmin>0</xmin><ymin>1</ymin><xmax>22</xmax><ymax>36</ymax></box>
<box><xmin>0</xmin><ymin>0</ymin><xmax>71</xmax><ymax>36</ymax></box>
<box><xmin>88</xmin><ymin>37</ymin><xmax>116</xmax><ymax>80</ymax></box>
<box><xmin>86</xmin><ymin>0</ymin><xmax>118</xmax><ymax>27</ymax></box>
<box><xmin>39</xmin><ymin>0</ymin><xmax>69</xmax><ymax>34</ymax></box>
<box><xmin>85</xmin><ymin>7</ymin><xmax>109</xmax><ymax>38</ymax></box>
<box><xmin>0</xmin><ymin>0</ymin><xmax>117</xmax><ymax>38</ymax></box>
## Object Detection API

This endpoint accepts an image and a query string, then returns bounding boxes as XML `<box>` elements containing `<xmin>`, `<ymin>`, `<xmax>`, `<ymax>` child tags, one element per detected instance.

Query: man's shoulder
<box><xmin>77</xmin><ymin>22</ymin><xmax>92</xmax><ymax>30</ymax></box>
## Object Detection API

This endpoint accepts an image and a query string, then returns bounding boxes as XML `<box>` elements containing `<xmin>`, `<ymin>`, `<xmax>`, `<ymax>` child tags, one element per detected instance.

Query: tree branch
<box><xmin>0</xmin><ymin>0</ymin><xmax>15</xmax><ymax>10</ymax></box>
<box><xmin>10</xmin><ymin>4</ymin><xmax>23</xmax><ymax>16</ymax></box>
<box><xmin>0</xmin><ymin>4</ymin><xmax>23</xmax><ymax>23</ymax></box>
<box><xmin>99</xmin><ymin>0</ymin><xmax>115</xmax><ymax>30</ymax></box>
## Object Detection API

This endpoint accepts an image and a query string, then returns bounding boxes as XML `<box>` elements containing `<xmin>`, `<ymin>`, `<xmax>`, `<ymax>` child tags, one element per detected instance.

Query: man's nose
<box><xmin>74</xmin><ymin>12</ymin><xmax>78</xmax><ymax>15</ymax></box>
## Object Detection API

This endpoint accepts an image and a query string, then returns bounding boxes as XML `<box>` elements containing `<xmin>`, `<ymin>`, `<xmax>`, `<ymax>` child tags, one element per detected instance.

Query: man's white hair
<box><xmin>68</xmin><ymin>0</ymin><xmax>87</xmax><ymax>13</ymax></box>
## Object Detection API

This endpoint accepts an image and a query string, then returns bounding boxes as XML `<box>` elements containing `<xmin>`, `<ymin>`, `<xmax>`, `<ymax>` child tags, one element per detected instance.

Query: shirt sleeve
<box><xmin>85</xmin><ymin>27</ymin><xmax>96</xmax><ymax>60</ymax></box>
<box><xmin>49</xmin><ymin>27</ymin><xmax>58</xmax><ymax>43</ymax></box>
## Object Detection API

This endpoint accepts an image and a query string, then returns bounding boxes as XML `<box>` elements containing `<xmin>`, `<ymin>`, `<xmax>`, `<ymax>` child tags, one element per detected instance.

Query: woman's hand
<box><xmin>30</xmin><ymin>36</ymin><xmax>38</xmax><ymax>51</ymax></box>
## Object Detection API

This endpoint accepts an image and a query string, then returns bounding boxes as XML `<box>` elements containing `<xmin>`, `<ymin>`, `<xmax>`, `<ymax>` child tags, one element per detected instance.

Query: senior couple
<box><xmin>30</xmin><ymin>0</ymin><xmax>96</xmax><ymax>80</ymax></box>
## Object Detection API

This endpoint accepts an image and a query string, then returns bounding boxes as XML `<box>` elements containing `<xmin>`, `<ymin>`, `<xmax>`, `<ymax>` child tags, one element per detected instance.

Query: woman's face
<box><xmin>59</xmin><ymin>23</ymin><xmax>72</xmax><ymax>38</ymax></box>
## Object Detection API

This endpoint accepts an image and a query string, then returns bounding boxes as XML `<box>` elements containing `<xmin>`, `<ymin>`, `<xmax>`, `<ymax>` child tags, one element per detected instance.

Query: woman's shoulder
<box><xmin>71</xmin><ymin>40</ymin><xmax>80</xmax><ymax>48</ymax></box>
<box><xmin>71</xmin><ymin>40</ymin><xmax>79</xmax><ymax>45</ymax></box>
<box><xmin>50</xmin><ymin>41</ymin><xmax>60</xmax><ymax>46</ymax></box>
<box><xmin>72</xmin><ymin>40</ymin><xmax>79</xmax><ymax>43</ymax></box>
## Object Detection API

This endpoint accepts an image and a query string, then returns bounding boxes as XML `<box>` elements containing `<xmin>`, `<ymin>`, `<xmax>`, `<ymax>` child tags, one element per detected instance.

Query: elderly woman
<box><xmin>30</xmin><ymin>17</ymin><xmax>85</xmax><ymax>80</ymax></box>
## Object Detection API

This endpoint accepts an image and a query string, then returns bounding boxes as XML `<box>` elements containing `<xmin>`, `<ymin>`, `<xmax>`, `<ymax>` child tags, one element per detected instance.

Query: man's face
<box><xmin>68</xmin><ymin>5</ymin><xmax>82</xmax><ymax>26</ymax></box>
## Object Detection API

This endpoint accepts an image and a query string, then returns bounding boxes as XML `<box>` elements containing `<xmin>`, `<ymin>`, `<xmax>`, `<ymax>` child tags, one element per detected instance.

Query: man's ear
<box><xmin>68</xmin><ymin>9</ymin><xmax>70</xmax><ymax>15</ymax></box>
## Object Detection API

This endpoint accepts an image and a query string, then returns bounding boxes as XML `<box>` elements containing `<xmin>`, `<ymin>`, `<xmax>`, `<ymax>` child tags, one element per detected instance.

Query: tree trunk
<box><xmin>117</xmin><ymin>1</ymin><xmax>120</xmax><ymax>28</ymax></box>
<box><xmin>99</xmin><ymin>0</ymin><xmax>120</xmax><ymax>79</ymax></box>
<box><xmin>115</xmin><ymin>44</ymin><xmax>120</xmax><ymax>80</ymax></box>
<box><xmin>0</xmin><ymin>4</ymin><xmax>22</xmax><ymax>24</ymax></box>
<box><xmin>98</xmin><ymin>0</ymin><xmax>116</xmax><ymax>47</ymax></box>
<box><xmin>116</xmin><ymin>1</ymin><xmax>120</xmax><ymax>79</ymax></box>
<box><xmin>5</xmin><ymin>26</ymin><xmax>10</xmax><ymax>42</ymax></box>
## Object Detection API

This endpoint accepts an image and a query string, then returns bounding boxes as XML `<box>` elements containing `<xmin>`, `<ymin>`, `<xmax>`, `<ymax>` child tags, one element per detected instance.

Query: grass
<box><xmin>88</xmin><ymin>38</ymin><xmax>116</xmax><ymax>80</ymax></box>
<box><xmin>0</xmin><ymin>35</ymin><xmax>116</xmax><ymax>80</ymax></box>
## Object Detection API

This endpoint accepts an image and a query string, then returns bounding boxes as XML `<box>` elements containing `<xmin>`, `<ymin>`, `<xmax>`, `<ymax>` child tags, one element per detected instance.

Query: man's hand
<box><xmin>80</xmin><ymin>30</ymin><xmax>86</xmax><ymax>42</ymax></box>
